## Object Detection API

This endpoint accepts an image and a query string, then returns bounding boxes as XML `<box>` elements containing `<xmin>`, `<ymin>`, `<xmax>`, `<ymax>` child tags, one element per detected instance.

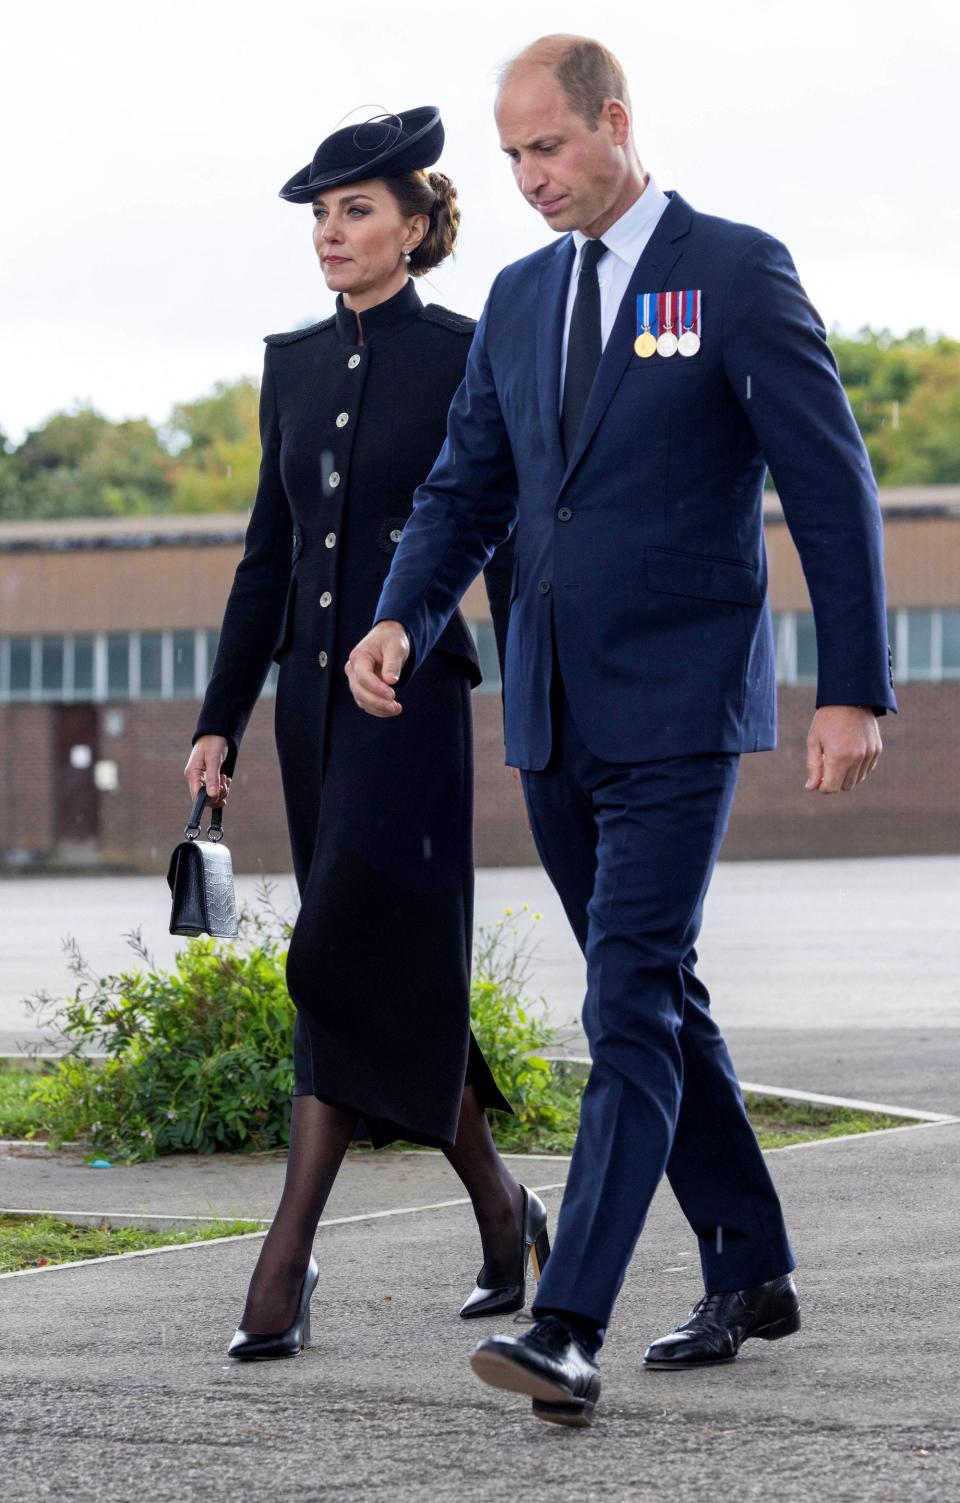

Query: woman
<box><xmin>185</xmin><ymin>107</ymin><xmax>549</xmax><ymax>1360</ymax></box>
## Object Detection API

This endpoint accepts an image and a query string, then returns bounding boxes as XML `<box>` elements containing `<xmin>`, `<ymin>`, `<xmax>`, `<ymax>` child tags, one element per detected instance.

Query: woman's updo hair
<box><xmin>384</xmin><ymin>170</ymin><xmax>460</xmax><ymax>275</ymax></box>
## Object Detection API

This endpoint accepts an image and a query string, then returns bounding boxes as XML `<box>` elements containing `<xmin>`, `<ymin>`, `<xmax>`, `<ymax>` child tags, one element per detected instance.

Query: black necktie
<box><xmin>561</xmin><ymin>238</ymin><xmax>607</xmax><ymax>460</ymax></box>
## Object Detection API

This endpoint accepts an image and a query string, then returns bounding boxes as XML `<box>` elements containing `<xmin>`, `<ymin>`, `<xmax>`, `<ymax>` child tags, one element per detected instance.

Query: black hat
<box><xmin>279</xmin><ymin>106</ymin><xmax>444</xmax><ymax>204</ymax></box>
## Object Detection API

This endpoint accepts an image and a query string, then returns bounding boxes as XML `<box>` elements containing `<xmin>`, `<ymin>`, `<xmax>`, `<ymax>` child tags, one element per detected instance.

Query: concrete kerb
<box><xmin>0</xmin><ymin>1184</ymin><xmax>570</xmax><ymax>1281</ymax></box>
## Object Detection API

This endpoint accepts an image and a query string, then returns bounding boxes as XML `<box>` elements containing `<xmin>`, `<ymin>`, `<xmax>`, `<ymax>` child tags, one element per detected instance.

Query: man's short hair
<box><xmin>500</xmin><ymin>34</ymin><xmax>632</xmax><ymax>127</ymax></box>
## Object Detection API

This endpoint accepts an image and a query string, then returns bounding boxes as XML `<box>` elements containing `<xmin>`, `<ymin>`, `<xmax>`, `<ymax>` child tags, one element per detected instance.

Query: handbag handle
<box><xmin>184</xmin><ymin>787</ymin><xmax>226</xmax><ymax>843</ymax></box>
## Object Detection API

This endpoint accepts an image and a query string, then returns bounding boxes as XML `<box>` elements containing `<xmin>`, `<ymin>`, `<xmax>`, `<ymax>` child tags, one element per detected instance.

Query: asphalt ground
<box><xmin>2</xmin><ymin>1122</ymin><xmax>959</xmax><ymax>1502</ymax></box>
<box><xmin>2</xmin><ymin>856</ymin><xmax>957</xmax><ymax>1498</ymax></box>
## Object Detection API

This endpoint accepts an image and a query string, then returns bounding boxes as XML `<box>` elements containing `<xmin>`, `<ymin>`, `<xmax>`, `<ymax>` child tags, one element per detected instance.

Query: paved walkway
<box><xmin>3</xmin><ymin>857</ymin><xmax>958</xmax><ymax>1052</ymax></box>
<box><xmin>2</xmin><ymin>1120</ymin><xmax>959</xmax><ymax>1501</ymax></box>
<box><xmin>3</xmin><ymin>857</ymin><xmax>958</xmax><ymax>1498</ymax></box>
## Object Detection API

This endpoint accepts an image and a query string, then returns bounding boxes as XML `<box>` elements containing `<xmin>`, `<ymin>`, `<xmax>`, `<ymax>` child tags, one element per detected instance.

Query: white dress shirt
<box><xmin>559</xmin><ymin>176</ymin><xmax>671</xmax><ymax>403</ymax></box>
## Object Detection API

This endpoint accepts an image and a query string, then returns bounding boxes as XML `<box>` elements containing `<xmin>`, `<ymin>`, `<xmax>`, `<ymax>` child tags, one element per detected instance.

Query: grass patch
<box><xmin>0</xmin><ymin>1213</ymin><xmax>261</xmax><ymax>1274</ymax></box>
<box><xmin>743</xmin><ymin>1092</ymin><xmax>907</xmax><ymax>1149</ymax></box>
<box><xmin>0</xmin><ymin>1063</ymin><xmax>50</xmax><ymax>1140</ymax></box>
<box><xmin>0</xmin><ymin>1062</ymin><xmax>913</xmax><ymax>1157</ymax></box>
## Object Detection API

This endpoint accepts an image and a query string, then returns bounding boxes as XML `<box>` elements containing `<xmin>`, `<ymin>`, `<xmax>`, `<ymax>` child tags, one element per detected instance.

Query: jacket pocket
<box><xmin>644</xmin><ymin>546</ymin><xmax>762</xmax><ymax>607</ymax></box>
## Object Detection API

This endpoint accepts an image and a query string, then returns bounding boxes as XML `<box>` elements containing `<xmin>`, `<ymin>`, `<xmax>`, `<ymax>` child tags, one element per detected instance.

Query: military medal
<box><xmin>656</xmin><ymin>290</ymin><xmax>678</xmax><ymax>358</ymax></box>
<box><xmin>678</xmin><ymin>288</ymin><xmax>702</xmax><ymax>357</ymax></box>
<box><xmin>634</xmin><ymin>292</ymin><xmax>657</xmax><ymax>359</ymax></box>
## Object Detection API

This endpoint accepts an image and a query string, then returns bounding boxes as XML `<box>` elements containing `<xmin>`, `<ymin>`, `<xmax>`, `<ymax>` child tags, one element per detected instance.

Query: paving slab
<box><xmin>2</xmin><ymin>1123</ymin><xmax>959</xmax><ymax>1502</ymax></box>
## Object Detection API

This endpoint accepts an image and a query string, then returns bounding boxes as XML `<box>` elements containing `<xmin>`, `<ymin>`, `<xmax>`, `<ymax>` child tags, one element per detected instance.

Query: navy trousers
<box><xmin>524</xmin><ymin>681</ymin><xmax>795</xmax><ymax>1333</ymax></box>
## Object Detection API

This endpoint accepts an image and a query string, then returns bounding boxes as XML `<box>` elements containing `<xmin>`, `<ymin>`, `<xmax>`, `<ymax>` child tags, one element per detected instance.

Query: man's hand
<box><xmin>346</xmin><ymin>621</ymin><xmax>411</xmax><ymax>718</ymax></box>
<box><xmin>805</xmin><ymin>706</ymin><xmax>882</xmax><ymax>794</ymax></box>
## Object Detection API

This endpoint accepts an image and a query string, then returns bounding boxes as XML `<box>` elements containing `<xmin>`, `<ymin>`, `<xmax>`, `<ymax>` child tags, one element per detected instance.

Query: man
<box><xmin>347</xmin><ymin>35</ymin><xmax>895</xmax><ymax>1427</ymax></box>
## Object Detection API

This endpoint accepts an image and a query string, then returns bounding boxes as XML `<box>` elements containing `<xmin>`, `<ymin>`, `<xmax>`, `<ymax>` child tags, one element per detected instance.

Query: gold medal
<box><xmin>634</xmin><ymin>291</ymin><xmax>657</xmax><ymax>359</ymax></box>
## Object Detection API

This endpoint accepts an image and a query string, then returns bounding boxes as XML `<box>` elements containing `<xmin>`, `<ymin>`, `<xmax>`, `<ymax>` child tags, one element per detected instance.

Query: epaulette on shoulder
<box><xmin>419</xmin><ymin>304</ymin><xmax>477</xmax><ymax>335</ymax></box>
<box><xmin>264</xmin><ymin>315</ymin><xmax>336</xmax><ymax>346</ymax></box>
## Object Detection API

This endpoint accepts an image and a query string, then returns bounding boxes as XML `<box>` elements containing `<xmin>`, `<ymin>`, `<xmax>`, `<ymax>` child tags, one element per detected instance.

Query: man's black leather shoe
<box><xmin>644</xmin><ymin>1273</ymin><xmax>800</xmax><ymax>1369</ymax></box>
<box><xmin>471</xmin><ymin>1316</ymin><xmax>601</xmax><ymax>1427</ymax></box>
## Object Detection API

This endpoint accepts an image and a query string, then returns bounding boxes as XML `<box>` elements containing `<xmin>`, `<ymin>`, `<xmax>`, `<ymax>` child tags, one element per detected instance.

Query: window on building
<box><xmin>73</xmin><ymin>635</ymin><xmax>95</xmax><ymax>697</ymax></box>
<box><xmin>772</xmin><ymin>613</ymin><xmax>793</xmax><ymax>683</ymax></box>
<box><xmin>140</xmin><ymin>632</ymin><xmax>164</xmax><ymax>699</ymax></box>
<box><xmin>942</xmin><ymin>609</ymin><xmax>960</xmax><ymax>679</ymax></box>
<box><xmin>40</xmin><ymin>638</ymin><xmax>65</xmax><ymax>698</ymax></box>
<box><xmin>107</xmin><ymin>635</ymin><xmax>130</xmax><ymax>698</ymax></box>
<box><xmin>470</xmin><ymin>621</ymin><xmax>503</xmax><ymax>694</ymax></box>
<box><xmin>172</xmin><ymin>631</ymin><xmax>196</xmax><ymax>696</ymax></box>
<box><xmin>906</xmin><ymin>609</ymin><xmax>934</xmax><ymax>680</ymax></box>
<box><xmin>205</xmin><ymin>630</ymin><xmax>220</xmax><ymax>684</ymax></box>
<box><xmin>795</xmin><ymin>614</ymin><xmax>818</xmax><ymax>684</ymax></box>
<box><xmin>9</xmin><ymin>637</ymin><xmax>32</xmax><ymax>699</ymax></box>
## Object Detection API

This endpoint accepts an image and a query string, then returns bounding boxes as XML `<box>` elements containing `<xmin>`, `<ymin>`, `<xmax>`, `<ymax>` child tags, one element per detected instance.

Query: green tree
<box><xmin>829</xmin><ymin>328</ymin><xmax>960</xmax><ymax>484</ymax></box>
<box><xmin>0</xmin><ymin>407</ymin><xmax>173</xmax><ymax>520</ymax></box>
<box><xmin>166</xmin><ymin>379</ymin><xmax>260</xmax><ymax>513</ymax></box>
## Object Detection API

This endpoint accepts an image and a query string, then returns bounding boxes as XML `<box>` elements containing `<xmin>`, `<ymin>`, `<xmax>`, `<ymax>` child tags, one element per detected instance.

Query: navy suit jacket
<box><xmin>376</xmin><ymin>191</ymin><xmax>897</xmax><ymax>771</ymax></box>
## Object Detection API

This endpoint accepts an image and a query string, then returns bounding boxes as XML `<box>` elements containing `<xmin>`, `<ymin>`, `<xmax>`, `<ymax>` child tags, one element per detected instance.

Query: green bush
<box><xmin>27</xmin><ymin>894</ymin><xmax>296</xmax><ymax>1161</ymax></box>
<box><xmin>469</xmin><ymin>910</ymin><xmax>580</xmax><ymax>1153</ymax></box>
<box><xmin>24</xmin><ymin>893</ymin><xmax>581</xmax><ymax>1161</ymax></box>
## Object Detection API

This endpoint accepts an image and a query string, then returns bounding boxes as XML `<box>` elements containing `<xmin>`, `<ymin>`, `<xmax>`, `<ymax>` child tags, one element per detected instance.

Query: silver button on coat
<box><xmin>318</xmin><ymin>651</ymin><xmax>328</xmax><ymax>667</ymax></box>
<box><xmin>325</xmin><ymin>532</ymin><xmax>337</xmax><ymax>548</ymax></box>
<box><xmin>328</xmin><ymin>471</ymin><xmax>341</xmax><ymax>489</ymax></box>
<box><xmin>347</xmin><ymin>354</ymin><xmax>360</xmax><ymax>369</ymax></box>
<box><xmin>319</xmin><ymin>591</ymin><xmax>332</xmax><ymax>607</ymax></box>
<box><xmin>336</xmin><ymin>412</ymin><xmax>349</xmax><ymax>428</ymax></box>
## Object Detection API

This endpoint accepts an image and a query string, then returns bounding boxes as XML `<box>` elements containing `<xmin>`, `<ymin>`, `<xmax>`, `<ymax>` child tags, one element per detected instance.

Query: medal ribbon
<box><xmin>658</xmin><ymin>290</ymin><xmax>676</xmax><ymax>338</ymax></box>
<box><xmin>682</xmin><ymin>289</ymin><xmax>701</xmax><ymax>335</ymax></box>
<box><xmin>636</xmin><ymin>291</ymin><xmax>655</xmax><ymax>339</ymax></box>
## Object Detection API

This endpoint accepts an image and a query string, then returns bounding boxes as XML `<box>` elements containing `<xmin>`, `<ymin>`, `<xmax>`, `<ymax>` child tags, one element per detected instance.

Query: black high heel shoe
<box><xmin>227</xmin><ymin>1256</ymin><xmax>319</xmax><ymax>1360</ymax></box>
<box><xmin>459</xmin><ymin>1186</ymin><xmax>551</xmax><ymax>1319</ymax></box>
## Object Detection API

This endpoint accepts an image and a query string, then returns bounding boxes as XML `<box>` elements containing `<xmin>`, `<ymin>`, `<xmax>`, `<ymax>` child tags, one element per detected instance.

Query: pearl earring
<box><xmin>404</xmin><ymin>252</ymin><xmax>412</xmax><ymax>263</ymax></box>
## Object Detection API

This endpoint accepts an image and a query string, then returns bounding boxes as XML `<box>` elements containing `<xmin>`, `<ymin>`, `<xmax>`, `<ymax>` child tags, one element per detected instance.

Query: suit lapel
<box><xmin>536</xmin><ymin>236</ymin><xmax>576</xmax><ymax>481</ymax></box>
<box><xmin>560</xmin><ymin>193</ymin><xmax>694</xmax><ymax>488</ymax></box>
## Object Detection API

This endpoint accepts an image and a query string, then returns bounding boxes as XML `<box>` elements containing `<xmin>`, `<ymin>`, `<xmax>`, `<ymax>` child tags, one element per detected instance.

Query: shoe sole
<box><xmin>459</xmin><ymin>1293</ymin><xmax>525</xmax><ymax>1320</ymax></box>
<box><xmin>643</xmin><ymin>1310</ymin><xmax>801</xmax><ymax>1369</ymax></box>
<box><xmin>470</xmin><ymin>1348</ymin><xmax>585</xmax><ymax>1407</ymax></box>
<box><xmin>227</xmin><ymin>1350</ymin><xmax>304</xmax><ymax>1362</ymax></box>
<box><xmin>532</xmin><ymin>1398</ymin><xmax>595</xmax><ymax>1428</ymax></box>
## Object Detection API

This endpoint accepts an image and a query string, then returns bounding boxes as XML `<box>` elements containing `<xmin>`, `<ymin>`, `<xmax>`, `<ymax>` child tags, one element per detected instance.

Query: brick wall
<box><xmin>2</xmin><ymin>682</ymin><xmax>958</xmax><ymax>871</ymax></box>
<box><xmin>725</xmin><ymin>682</ymin><xmax>960</xmax><ymax>858</ymax></box>
<box><xmin>0</xmin><ymin>704</ymin><xmax>56</xmax><ymax>856</ymax></box>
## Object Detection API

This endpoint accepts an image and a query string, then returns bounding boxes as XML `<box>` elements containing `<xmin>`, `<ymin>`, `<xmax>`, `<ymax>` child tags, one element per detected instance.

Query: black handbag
<box><xmin>167</xmin><ymin>788</ymin><xmax>240</xmax><ymax>938</ymax></box>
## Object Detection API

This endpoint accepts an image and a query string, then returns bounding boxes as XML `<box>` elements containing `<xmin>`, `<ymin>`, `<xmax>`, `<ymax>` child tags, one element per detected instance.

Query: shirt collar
<box><xmin>571</xmin><ymin>175</ymin><xmax>670</xmax><ymax>269</ymax></box>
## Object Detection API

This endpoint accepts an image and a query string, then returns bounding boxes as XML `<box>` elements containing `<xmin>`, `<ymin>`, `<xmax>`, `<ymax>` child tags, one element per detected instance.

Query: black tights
<box><xmin>239</xmin><ymin>1086</ymin><xmax>523</xmax><ymax>1334</ymax></box>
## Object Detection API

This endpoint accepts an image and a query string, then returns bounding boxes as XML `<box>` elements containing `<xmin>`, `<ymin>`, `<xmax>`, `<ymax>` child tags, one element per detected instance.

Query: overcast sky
<box><xmin>2</xmin><ymin>0</ymin><xmax>957</xmax><ymax>442</ymax></box>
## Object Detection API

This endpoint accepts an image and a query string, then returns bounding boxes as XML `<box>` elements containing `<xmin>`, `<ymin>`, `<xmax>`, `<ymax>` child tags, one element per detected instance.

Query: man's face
<box><xmin>495</xmin><ymin>65</ymin><xmax>628</xmax><ymax>236</ymax></box>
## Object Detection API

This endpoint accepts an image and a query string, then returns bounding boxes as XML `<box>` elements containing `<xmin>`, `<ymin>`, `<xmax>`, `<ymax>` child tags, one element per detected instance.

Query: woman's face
<box><xmin>312</xmin><ymin>178</ymin><xmax>427</xmax><ymax>300</ymax></box>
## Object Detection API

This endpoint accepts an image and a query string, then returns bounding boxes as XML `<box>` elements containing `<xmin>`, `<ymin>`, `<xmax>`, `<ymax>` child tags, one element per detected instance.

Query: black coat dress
<box><xmin>195</xmin><ymin>279</ymin><xmax>512</xmax><ymax>1147</ymax></box>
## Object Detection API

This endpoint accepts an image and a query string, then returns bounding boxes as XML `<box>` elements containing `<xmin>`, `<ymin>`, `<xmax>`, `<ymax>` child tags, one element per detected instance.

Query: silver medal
<box><xmin>656</xmin><ymin>331</ymin><xmax>678</xmax><ymax>358</ymax></box>
<box><xmin>677</xmin><ymin>330</ymin><xmax>701</xmax><ymax>357</ymax></box>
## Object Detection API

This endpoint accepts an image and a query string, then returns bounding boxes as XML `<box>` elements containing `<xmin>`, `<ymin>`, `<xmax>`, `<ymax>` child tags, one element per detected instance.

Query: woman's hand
<box><xmin>184</xmin><ymin>735</ymin><xmax>232</xmax><ymax>809</ymax></box>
